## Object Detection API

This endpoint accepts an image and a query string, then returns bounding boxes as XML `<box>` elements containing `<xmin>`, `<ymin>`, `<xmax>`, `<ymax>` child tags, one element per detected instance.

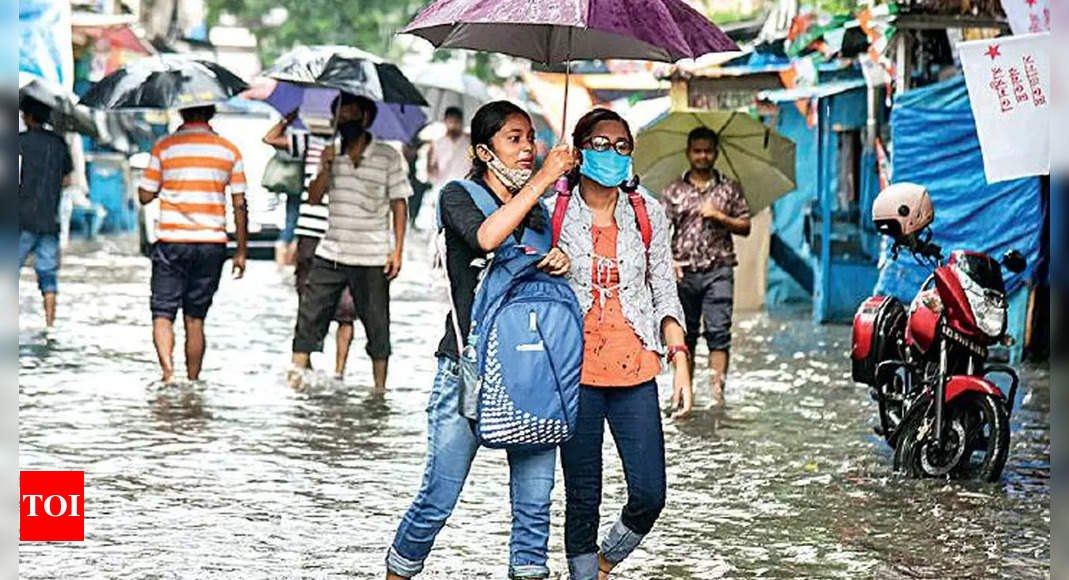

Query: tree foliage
<box><xmin>205</xmin><ymin>0</ymin><xmax>426</xmax><ymax>64</ymax></box>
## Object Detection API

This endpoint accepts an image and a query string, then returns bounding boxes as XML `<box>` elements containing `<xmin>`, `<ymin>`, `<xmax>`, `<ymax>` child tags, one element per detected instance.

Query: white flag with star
<box><xmin>1000</xmin><ymin>0</ymin><xmax>1050</xmax><ymax>35</ymax></box>
<box><xmin>958</xmin><ymin>33</ymin><xmax>1050</xmax><ymax>183</ymax></box>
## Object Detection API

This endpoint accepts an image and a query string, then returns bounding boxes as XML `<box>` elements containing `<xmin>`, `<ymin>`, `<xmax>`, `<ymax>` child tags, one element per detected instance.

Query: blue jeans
<box><xmin>278</xmin><ymin>193</ymin><xmax>301</xmax><ymax>244</ymax></box>
<box><xmin>18</xmin><ymin>231</ymin><xmax>59</xmax><ymax>294</ymax></box>
<box><xmin>388</xmin><ymin>358</ymin><xmax>556</xmax><ymax>579</ymax></box>
<box><xmin>560</xmin><ymin>380</ymin><xmax>666</xmax><ymax>580</ymax></box>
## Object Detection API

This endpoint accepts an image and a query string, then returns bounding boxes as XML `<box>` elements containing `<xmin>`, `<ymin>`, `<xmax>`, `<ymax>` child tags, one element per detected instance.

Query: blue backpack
<box><xmin>438</xmin><ymin>180</ymin><xmax>583</xmax><ymax>451</ymax></box>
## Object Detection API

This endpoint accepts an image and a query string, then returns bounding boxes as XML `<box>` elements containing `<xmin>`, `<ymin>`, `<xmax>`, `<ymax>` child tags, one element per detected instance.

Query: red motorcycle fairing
<box><xmin>906</xmin><ymin>301</ymin><xmax>939</xmax><ymax>354</ymax></box>
<box><xmin>945</xmin><ymin>375</ymin><xmax>1004</xmax><ymax>402</ymax></box>
<box><xmin>934</xmin><ymin>264</ymin><xmax>980</xmax><ymax>338</ymax></box>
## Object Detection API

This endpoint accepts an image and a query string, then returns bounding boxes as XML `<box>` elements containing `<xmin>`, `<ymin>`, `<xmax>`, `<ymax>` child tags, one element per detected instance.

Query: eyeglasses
<box><xmin>584</xmin><ymin>135</ymin><xmax>634</xmax><ymax>156</ymax></box>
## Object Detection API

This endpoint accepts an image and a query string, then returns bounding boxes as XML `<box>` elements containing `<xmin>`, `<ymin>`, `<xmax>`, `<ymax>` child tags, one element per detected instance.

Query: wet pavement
<box><xmin>19</xmin><ymin>235</ymin><xmax>1050</xmax><ymax>579</ymax></box>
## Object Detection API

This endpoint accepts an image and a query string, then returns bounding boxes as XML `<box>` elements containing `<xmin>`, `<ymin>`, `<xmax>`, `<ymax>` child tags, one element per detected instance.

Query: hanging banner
<box><xmin>958</xmin><ymin>33</ymin><xmax>1049</xmax><ymax>183</ymax></box>
<box><xmin>1000</xmin><ymin>0</ymin><xmax>1050</xmax><ymax>36</ymax></box>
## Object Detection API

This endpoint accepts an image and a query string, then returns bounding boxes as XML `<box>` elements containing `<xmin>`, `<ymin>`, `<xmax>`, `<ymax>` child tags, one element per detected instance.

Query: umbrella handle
<box><xmin>555</xmin><ymin>32</ymin><xmax>574</xmax><ymax>197</ymax></box>
<box><xmin>554</xmin><ymin>175</ymin><xmax>570</xmax><ymax>194</ymax></box>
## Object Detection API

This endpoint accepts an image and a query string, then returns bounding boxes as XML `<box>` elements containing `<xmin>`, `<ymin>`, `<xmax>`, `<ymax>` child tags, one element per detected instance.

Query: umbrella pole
<box><xmin>552</xmin><ymin>29</ymin><xmax>574</xmax><ymax>196</ymax></box>
<box><xmin>561</xmin><ymin>58</ymin><xmax>571</xmax><ymax>142</ymax></box>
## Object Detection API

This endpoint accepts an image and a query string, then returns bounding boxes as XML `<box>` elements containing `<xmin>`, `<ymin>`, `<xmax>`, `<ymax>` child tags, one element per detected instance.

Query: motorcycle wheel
<box><xmin>893</xmin><ymin>392</ymin><xmax>1010</xmax><ymax>483</ymax></box>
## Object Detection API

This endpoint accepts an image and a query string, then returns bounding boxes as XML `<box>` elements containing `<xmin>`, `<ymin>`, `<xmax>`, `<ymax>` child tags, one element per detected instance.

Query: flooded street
<box><xmin>19</xmin><ymin>235</ymin><xmax>1049</xmax><ymax>579</ymax></box>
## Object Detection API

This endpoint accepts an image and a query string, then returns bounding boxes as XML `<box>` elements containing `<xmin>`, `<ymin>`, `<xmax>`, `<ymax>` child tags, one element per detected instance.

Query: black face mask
<box><xmin>338</xmin><ymin>120</ymin><xmax>366</xmax><ymax>152</ymax></box>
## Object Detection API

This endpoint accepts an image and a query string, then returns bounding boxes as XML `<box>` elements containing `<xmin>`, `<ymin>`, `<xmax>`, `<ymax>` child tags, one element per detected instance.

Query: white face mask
<box><xmin>478</xmin><ymin>145</ymin><xmax>533</xmax><ymax>192</ymax></box>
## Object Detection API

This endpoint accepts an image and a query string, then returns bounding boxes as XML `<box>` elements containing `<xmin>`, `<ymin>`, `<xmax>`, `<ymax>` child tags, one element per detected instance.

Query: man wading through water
<box><xmin>18</xmin><ymin>97</ymin><xmax>74</xmax><ymax>329</ymax></box>
<box><xmin>289</xmin><ymin>101</ymin><xmax>412</xmax><ymax>391</ymax></box>
<box><xmin>661</xmin><ymin>126</ymin><xmax>750</xmax><ymax>407</ymax></box>
<box><xmin>264</xmin><ymin>92</ymin><xmax>367</xmax><ymax>381</ymax></box>
<box><xmin>139</xmin><ymin>105</ymin><xmax>248</xmax><ymax>384</ymax></box>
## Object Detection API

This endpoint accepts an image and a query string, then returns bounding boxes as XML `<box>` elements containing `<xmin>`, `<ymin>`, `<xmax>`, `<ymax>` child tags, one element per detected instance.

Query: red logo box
<box><xmin>20</xmin><ymin>471</ymin><xmax>84</xmax><ymax>542</ymax></box>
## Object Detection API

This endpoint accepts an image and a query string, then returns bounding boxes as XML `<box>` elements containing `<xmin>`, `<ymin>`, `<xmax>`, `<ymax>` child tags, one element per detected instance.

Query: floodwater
<box><xmin>19</xmin><ymin>235</ymin><xmax>1050</xmax><ymax>579</ymax></box>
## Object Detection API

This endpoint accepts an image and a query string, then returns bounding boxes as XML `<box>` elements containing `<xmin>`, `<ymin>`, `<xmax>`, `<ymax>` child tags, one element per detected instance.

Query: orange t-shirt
<box><xmin>581</xmin><ymin>224</ymin><xmax>662</xmax><ymax>387</ymax></box>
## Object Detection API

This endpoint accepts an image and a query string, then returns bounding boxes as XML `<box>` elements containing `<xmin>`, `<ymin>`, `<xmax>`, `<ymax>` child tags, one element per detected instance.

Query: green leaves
<box><xmin>206</xmin><ymin>0</ymin><xmax>424</xmax><ymax>63</ymax></box>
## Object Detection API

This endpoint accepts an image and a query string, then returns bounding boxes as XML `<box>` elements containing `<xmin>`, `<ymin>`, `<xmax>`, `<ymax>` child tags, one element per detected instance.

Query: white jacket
<box><xmin>555</xmin><ymin>187</ymin><xmax>686</xmax><ymax>354</ymax></box>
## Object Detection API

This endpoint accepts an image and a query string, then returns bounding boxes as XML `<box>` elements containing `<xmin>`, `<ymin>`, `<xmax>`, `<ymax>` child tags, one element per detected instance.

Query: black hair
<box><xmin>334</xmin><ymin>92</ymin><xmax>378</xmax><ymax>126</ymax></box>
<box><xmin>572</xmin><ymin>107</ymin><xmax>633</xmax><ymax>149</ymax></box>
<box><xmin>444</xmin><ymin>106</ymin><xmax>463</xmax><ymax>121</ymax></box>
<box><xmin>687</xmin><ymin>126</ymin><xmax>719</xmax><ymax>149</ymax></box>
<box><xmin>180</xmin><ymin>105</ymin><xmax>216</xmax><ymax>123</ymax></box>
<box><xmin>569</xmin><ymin>107</ymin><xmax>633</xmax><ymax>187</ymax></box>
<box><xmin>468</xmin><ymin>100</ymin><xmax>532</xmax><ymax>180</ymax></box>
<box><xmin>20</xmin><ymin>97</ymin><xmax>52</xmax><ymax>126</ymax></box>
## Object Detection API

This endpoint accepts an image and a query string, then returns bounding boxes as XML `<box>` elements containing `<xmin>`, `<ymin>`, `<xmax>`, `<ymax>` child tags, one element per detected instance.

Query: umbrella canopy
<box><xmin>19</xmin><ymin>72</ymin><xmax>100</xmax><ymax>137</ymax></box>
<box><xmin>79</xmin><ymin>55</ymin><xmax>249</xmax><ymax>110</ymax></box>
<box><xmin>242</xmin><ymin>78</ymin><xmax>427</xmax><ymax>143</ymax></box>
<box><xmin>408</xmin><ymin>62</ymin><xmax>489</xmax><ymax>125</ymax></box>
<box><xmin>401</xmin><ymin>0</ymin><xmax>738</xmax><ymax>64</ymax></box>
<box><xmin>263</xmin><ymin>45</ymin><xmax>427</xmax><ymax>106</ymax></box>
<box><xmin>633</xmin><ymin>110</ymin><xmax>796</xmax><ymax>212</ymax></box>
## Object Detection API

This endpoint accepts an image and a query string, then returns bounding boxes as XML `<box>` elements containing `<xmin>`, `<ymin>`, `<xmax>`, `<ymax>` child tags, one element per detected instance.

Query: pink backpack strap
<box><xmin>626</xmin><ymin>190</ymin><xmax>653</xmax><ymax>250</ymax></box>
<box><xmin>550</xmin><ymin>189</ymin><xmax>572</xmax><ymax>247</ymax></box>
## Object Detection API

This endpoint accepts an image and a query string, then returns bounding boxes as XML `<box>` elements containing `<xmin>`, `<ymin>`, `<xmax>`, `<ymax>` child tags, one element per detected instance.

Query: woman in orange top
<box><xmin>555</xmin><ymin>108</ymin><xmax>694</xmax><ymax>580</ymax></box>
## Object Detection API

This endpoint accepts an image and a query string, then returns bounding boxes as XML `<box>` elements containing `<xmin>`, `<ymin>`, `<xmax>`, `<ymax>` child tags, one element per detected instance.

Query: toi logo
<box><xmin>20</xmin><ymin>471</ymin><xmax>84</xmax><ymax>541</ymax></box>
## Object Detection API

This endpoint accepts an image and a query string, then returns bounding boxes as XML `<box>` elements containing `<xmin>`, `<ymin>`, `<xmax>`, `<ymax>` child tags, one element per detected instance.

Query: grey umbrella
<box><xmin>263</xmin><ymin>45</ymin><xmax>428</xmax><ymax>106</ymax></box>
<box><xmin>19</xmin><ymin>73</ymin><xmax>100</xmax><ymax>137</ymax></box>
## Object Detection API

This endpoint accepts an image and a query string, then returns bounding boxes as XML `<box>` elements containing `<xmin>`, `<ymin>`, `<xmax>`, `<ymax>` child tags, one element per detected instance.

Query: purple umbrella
<box><xmin>401</xmin><ymin>0</ymin><xmax>738</xmax><ymax>190</ymax></box>
<box><xmin>401</xmin><ymin>0</ymin><xmax>738</xmax><ymax>64</ymax></box>
<box><xmin>246</xmin><ymin>79</ymin><xmax>427</xmax><ymax>142</ymax></box>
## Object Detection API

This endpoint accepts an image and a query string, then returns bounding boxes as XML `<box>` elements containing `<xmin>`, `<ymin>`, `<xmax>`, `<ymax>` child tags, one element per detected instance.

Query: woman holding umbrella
<box><xmin>386</xmin><ymin>101</ymin><xmax>576</xmax><ymax>580</ymax></box>
<box><xmin>554</xmin><ymin>108</ymin><xmax>694</xmax><ymax>580</ymax></box>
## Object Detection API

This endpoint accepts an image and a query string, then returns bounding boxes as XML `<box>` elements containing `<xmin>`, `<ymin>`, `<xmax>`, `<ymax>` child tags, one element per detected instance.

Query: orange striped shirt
<box><xmin>139</xmin><ymin>123</ymin><xmax>246</xmax><ymax>244</ymax></box>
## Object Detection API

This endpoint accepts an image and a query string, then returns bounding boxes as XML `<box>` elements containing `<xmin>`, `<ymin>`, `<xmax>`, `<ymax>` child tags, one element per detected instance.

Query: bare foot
<box><xmin>708</xmin><ymin>378</ymin><xmax>724</xmax><ymax>408</ymax></box>
<box><xmin>286</xmin><ymin>367</ymin><xmax>307</xmax><ymax>392</ymax></box>
<box><xmin>598</xmin><ymin>553</ymin><xmax>614</xmax><ymax>580</ymax></box>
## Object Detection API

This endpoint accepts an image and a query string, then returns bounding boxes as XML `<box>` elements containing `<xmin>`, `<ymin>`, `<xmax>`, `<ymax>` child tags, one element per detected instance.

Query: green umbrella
<box><xmin>634</xmin><ymin>110</ymin><xmax>796</xmax><ymax>212</ymax></box>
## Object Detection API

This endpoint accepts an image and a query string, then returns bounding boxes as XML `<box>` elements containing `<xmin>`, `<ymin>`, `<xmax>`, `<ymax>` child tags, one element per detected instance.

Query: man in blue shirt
<box><xmin>18</xmin><ymin>98</ymin><xmax>73</xmax><ymax>328</ymax></box>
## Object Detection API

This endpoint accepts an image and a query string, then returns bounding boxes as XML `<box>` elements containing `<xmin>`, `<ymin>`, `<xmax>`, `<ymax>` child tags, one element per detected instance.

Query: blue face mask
<box><xmin>580</xmin><ymin>148</ymin><xmax>632</xmax><ymax>188</ymax></box>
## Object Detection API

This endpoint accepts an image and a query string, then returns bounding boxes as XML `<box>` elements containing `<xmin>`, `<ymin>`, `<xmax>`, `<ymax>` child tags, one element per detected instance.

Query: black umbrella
<box><xmin>79</xmin><ymin>55</ymin><xmax>249</xmax><ymax>111</ymax></box>
<box><xmin>19</xmin><ymin>73</ymin><xmax>100</xmax><ymax>137</ymax></box>
<box><xmin>263</xmin><ymin>45</ymin><xmax>427</xmax><ymax>106</ymax></box>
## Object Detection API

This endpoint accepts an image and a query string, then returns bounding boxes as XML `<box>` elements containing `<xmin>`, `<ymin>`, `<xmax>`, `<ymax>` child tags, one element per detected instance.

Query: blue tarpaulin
<box><xmin>764</xmin><ymin>81</ymin><xmax>875</xmax><ymax>312</ymax></box>
<box><xmin>18</xmin><ymin>0</ymin><xmax>72</xmax><ymax>87</ymax></box>
<box><xmin>874</xmin><ymin>76</ymin><xmax>1043</xmax><ymax>301</ymax></box>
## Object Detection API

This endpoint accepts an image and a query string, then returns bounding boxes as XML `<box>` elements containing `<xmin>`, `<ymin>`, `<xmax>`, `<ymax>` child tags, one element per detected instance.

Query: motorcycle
<box><xmin>851</xmin><ymin>183</ymin><xmax>1026</xmax><ymax>482</ymax></box>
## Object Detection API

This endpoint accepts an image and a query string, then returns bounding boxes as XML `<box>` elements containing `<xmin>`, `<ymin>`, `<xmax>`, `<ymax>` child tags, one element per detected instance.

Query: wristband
<box><xmin>666</xmin><ymin>344</ymin><xmax>690</xmax><ymax>362</ymax></box>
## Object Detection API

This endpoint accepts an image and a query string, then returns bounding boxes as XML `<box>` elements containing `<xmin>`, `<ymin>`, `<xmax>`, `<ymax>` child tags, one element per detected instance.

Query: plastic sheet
<box><xmin>874</xmin><ymin>76</ymin><xmax>1042</xmax><ymax>301</ymax></box>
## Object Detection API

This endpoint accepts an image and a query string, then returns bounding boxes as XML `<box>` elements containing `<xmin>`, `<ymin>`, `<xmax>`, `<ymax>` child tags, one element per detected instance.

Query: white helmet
<box><xmin>872</xmin><ymin>182</ymin><xmax>934</xmax><ymax>239</ymax></box>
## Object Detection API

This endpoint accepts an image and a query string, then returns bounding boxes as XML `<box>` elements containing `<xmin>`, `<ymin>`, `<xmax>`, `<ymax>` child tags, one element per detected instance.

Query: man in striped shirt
<box><xmin>263</xmin><ymin>92</ymin><xmax>365</xmax><ymax>379</ymax></box>
<box><xmin>138</xmin><ymin>105</ymin><xmax>248</xmax><ymax>384</ymax></box>
<box><xmin>290</xmin><ymin>113</ymin><xmax>412</xmax><ymax>391</ymax></box>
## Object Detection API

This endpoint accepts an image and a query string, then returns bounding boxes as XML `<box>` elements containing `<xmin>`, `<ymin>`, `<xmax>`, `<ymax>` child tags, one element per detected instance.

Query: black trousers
<box><xmin>292</xmin><ymin>257</ymin><xmax>391</xmax><ymax>359</ymax></box>
<box><xmin>677</xmin><ymin>265</ymin><xmax>735</xmax><ymax>352</ymax></box>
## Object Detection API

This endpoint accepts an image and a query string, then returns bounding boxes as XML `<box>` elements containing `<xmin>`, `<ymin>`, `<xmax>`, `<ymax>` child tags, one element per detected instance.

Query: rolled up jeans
<box><xmin>18</xmin><ymin>230</ymin><xmax>59</xmax><ymax>294</ymax></box>
<box><xmin>561</xmin><ymin>380</ymin><xmax>667</xmax><ymax>579</ymax></box>
<box><xmin>387</xmin><ymin>357</ymin><xmax>556</xmax><ymax>579</ymax></box>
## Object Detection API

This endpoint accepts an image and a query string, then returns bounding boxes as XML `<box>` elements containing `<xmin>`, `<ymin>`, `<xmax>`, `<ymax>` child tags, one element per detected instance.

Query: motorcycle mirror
<box><xmin>1002</xmin><ymin>249</ymin><xmax>1026</xmax><ymax>273</ymax></box>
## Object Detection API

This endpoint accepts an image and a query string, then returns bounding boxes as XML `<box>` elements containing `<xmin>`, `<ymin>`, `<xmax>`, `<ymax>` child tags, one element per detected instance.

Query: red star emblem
<box><xmin>1025</xmin><ymin>0</ymin><xmax>1037</xmax><ymax>6</ymax></box>
<box><xmin>985</xmin><ymin>44</ymin><xmax>1001</xmax><ymax>60</ymax></box>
